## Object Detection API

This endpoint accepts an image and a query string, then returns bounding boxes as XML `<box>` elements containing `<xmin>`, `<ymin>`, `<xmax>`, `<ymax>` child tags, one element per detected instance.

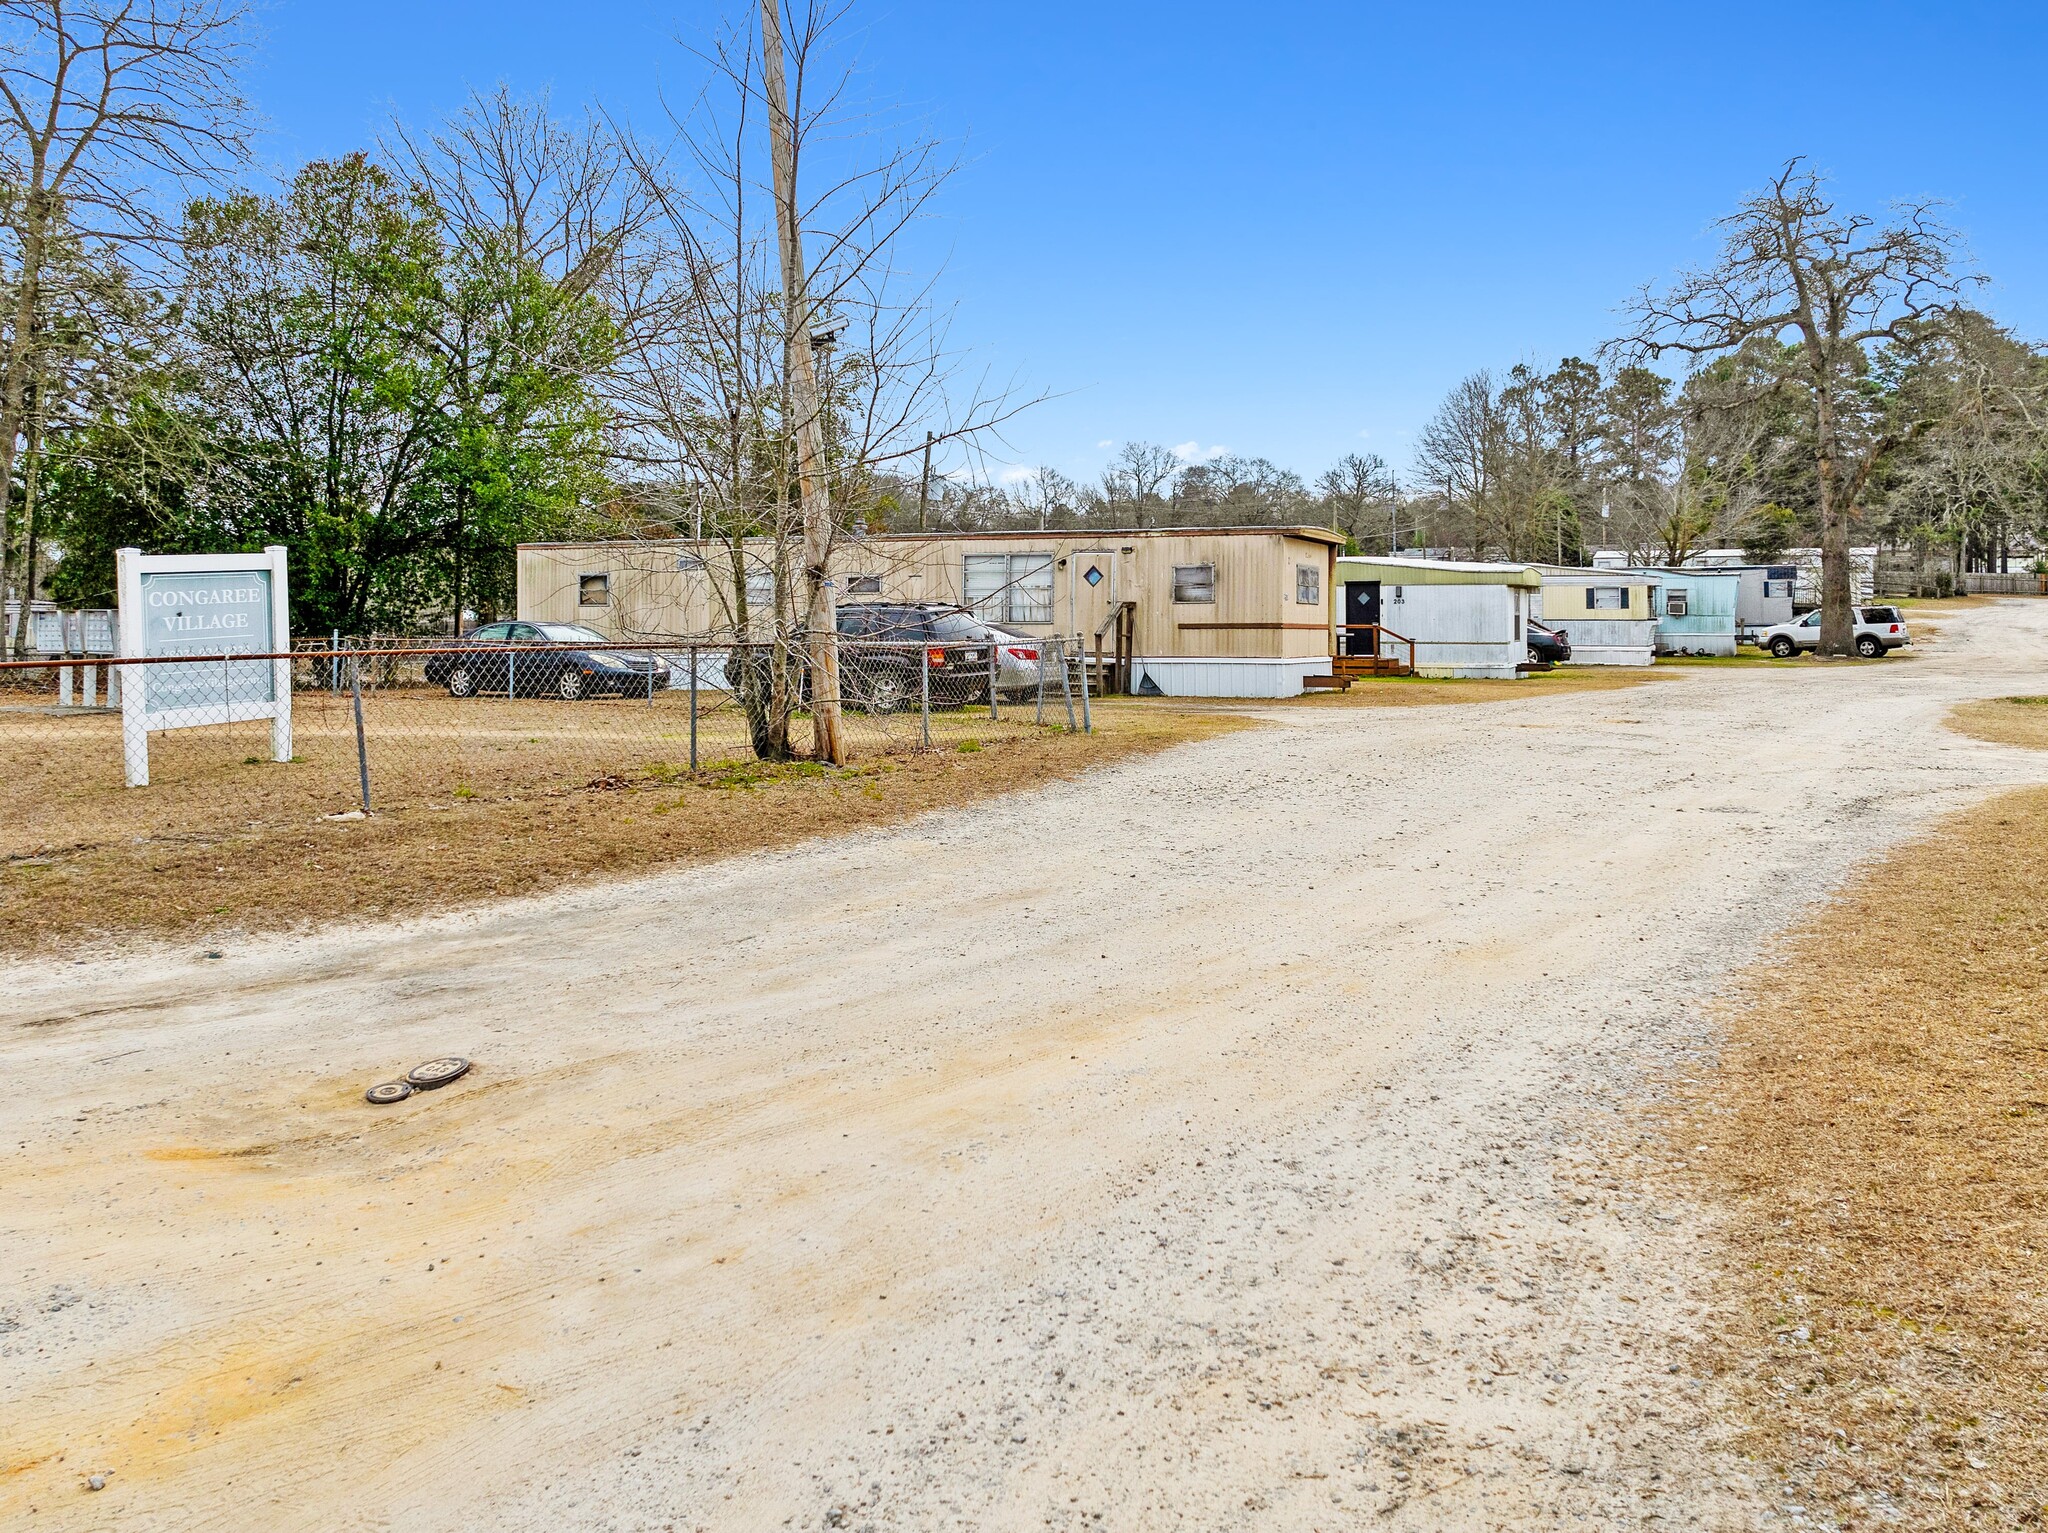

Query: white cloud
<box><xmin>998</xmin><ymin>464</ymin><xmax>1038</xmax><ymax>485</ymax></box>
<box><xmin>1172</xmin><ymin>440</ymin><xmax>1227</xmax><ymax>462</ymax></box>
<box><xmin>1096</xmin><ymin>439</ymin><xmax>1114</xmax><ymax>450</ymax></box>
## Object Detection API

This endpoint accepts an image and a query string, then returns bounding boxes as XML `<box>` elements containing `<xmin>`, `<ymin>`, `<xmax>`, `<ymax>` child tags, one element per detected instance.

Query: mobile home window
<box><xmin>1585</xmin><ymin>586</ymin><xmax>1627</xmax><ymax>610</ymax></box>
<box><xmin>1173</xmin><ymin>564</ymin><xmax>1216</xmax><ymax>604</ymax></box>
<box><xmin>674</xmin><ymin>553</ymin><xmax>705</xmax><ymax>573</ymax></box>
<box><xmin>1664</xmin><ymin>589</ymin><xmax>1689</xmax><ymax>617</ymax></box>
<box><xmin>845</xmin><ymin>574</ymin><xmax>882</xmax><ymax>596</ymax></box>
<box><xmin>1295</xmin><ymin>563</ymin><xmax>1321</xmax><ymax>605</ymax></box>
<box><xmin>744</xmin><ymin>568</ymin><xmax>775</xmax><ymax>611</ymax></box>
<box><xmin>963</xmin><ymin>553</ymin><xmax>1055</xmax><ymax>624</ymax></box>
<box><xmin>578</xmin><ymin>573</ymin><xmax>611</xmax><ymax>606</ymax></box>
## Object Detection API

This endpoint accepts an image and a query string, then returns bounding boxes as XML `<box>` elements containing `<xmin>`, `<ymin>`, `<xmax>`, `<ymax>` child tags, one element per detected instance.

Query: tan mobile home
<box><xmin>517</xmin><ymin>526</ymin><xmax>1343</xmax><ymax>697</ymax></box>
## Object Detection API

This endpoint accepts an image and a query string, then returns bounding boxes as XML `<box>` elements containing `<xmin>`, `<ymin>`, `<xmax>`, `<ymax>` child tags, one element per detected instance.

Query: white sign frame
<box><xmin>116</xmin><ymin>545</ymin><xmax>293</xmax><ymax>787</ymax></box>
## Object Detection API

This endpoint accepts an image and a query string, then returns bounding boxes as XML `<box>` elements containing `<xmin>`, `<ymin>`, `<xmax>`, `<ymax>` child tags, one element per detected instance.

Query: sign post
<box><xmin>116</xmin><ymin>546</ymin><xmax>293</xmax><ymax>788</ymax></box>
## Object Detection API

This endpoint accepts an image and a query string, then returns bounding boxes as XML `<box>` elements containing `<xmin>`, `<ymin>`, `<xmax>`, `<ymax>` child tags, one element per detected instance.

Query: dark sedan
<box><xmin>730</xmin><ymin>603</ymin><xmax>998</xmax><ymax>713</ymax></box>
<box><xmin>426</xmin><ymin>622</ymin><xmax>671</xmax><ymax>700</ymax></box>
<box><xmin>1527</xmin><ymin>618</ymin><xmax>1571</xmax><ymax>665</ymax></box>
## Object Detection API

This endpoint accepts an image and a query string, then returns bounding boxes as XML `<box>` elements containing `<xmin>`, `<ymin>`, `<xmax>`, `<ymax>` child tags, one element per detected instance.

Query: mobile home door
<box><xmin>1343</xmin><ymin>581</ymin><xmax>1381</xmax><ymax>656</ymax></box>
<box><xmin>1069</xmin><ymin>549</ymin><xmax>1120</xmax><ymax>637</ymax></box>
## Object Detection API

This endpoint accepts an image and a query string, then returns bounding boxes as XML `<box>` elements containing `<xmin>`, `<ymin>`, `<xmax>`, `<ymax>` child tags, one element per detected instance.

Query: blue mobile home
<box><xmin>1647</xmin><ymin>568</ymin><xmax>1740</xmax><ymax>657</ymax></box>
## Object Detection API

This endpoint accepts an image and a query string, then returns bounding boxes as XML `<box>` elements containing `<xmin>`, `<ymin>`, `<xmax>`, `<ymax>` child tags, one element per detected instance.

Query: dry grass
<box><xmin>1950</xmin><ymin>696</ymin><xmax>2048</xmax><ymax>754</ymax></box>
<box><xmin>1678</xmin><ymin>757</ymin><xmax>2048</xmax><ymax>1523</ymax></box>
<box><xmin>0</xmin><ymin>698</ymin><xmax>1237</xmax><ymax>955</ymax></box>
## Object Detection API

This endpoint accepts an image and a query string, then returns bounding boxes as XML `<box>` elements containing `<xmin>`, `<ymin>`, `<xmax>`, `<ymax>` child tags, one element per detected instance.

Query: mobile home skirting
<box><xmin>1132</xmin><ymin>655</ymin><xmax>1334</xmax><ymax>698</ymax></box>
<box><xmin>1558</xmin><ymin>617</ymin><xmax>1658</xmax><ymax>665</ymax></box>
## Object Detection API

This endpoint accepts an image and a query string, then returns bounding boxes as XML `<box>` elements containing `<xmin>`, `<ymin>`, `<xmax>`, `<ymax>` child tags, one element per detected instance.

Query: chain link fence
<box><xmin>1</xmin><ymin>633</ymin><xmax>1091</xmax><ymax>860</ymax></box>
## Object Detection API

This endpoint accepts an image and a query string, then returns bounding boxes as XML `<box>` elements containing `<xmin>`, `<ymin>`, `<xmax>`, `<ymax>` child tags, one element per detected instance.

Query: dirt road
<box><xmin>7</xmin><ymin>602</ymin><xmax>2047</xmax><ymax>1531</ymax></box>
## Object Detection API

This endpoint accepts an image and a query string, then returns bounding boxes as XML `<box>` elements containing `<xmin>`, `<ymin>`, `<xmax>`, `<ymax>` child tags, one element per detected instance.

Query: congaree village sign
<box><xmin>116</xmin><ymin>546</ymin><xmax>293</xmax><ymax>788</ymax></box>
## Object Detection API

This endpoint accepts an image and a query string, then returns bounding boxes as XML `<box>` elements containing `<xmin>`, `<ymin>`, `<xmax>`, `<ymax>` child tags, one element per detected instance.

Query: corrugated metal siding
<box><xmin>1653</xmin><ymin>570</ymin><xmax>1739</xmax><ymax>654</ymax></box>
<box><xmin>1133</xmin><ymin>657</ymin><xmax>1330</xmax><ymax>698</ymax></box>
<box><xmin>1559</xmin><ymin>618</ymin><xmax>1657</xmax><ymax>664</ymax></box>
<box><xmin>1378</xmin><ymin>581</ymin><xmax>1523</xmax><ymax>676</ymax></box>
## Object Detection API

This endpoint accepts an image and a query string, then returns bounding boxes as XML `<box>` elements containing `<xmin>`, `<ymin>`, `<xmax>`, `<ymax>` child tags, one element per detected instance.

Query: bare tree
<box><xmin>1099</xmin><ymin>440</ymin><xmax>1179</xmax><ymax>527</ymax></box>
<box><xmin>0</xmin><ymin>0</ymin><xmax>250</xmax><ymax>651</ymax></box>
<box><xmin>1413</xmin><ymin>372</ymin><xmax>1497</xmax><ymax>556</ymax></box>
<box><xmin>1616</xmin><ymin>160</ymin><xmax>1976</xmax><ymax>654</ymax></box>
<box><xmin>1004</xmin><ymin>464</ymin><xmax>1080</xmax><ymax>530</ymax></box>
<box><xmin>1316</xmin><ymin>451</ymin><xmax>1400</xmax><ymax>549</ymax></box>
<box><xmin>604</xmin><ymin>3</ymin><xmax>1032</xmax><ymax>759</ymax></box>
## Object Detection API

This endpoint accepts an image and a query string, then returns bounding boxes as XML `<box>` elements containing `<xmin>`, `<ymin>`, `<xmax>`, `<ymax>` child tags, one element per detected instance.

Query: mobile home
<box><xmin>1333</xmin><ymin>556</ymin><xmax>1542</xmax><ymax>679</ymax></box>
<box><xmin>518</xmin><ymin>526</ymin><xmax>1344</xmax><ymax>698</ymax></box>
<box><xmin>1536</xmin><ymin>567</ymin><xmax>1661</xmax><ymax>665</ymax></box>
<box><xmin>1646</xmin><ymin>568</ymin><xmax>1740</xmax><ymax>657</ymax></box>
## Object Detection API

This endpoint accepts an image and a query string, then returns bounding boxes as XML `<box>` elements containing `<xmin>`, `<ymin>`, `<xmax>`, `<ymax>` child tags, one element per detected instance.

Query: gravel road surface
<box><xmin>5</xmin><ymin>600</ymin><xmax>2047</xmax><ymax>1531</ymax></box>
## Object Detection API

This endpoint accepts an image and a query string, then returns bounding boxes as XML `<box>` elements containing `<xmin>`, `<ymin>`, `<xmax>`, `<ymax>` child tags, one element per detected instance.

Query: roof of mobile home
<box><xmin>1536</xmin><ymin>565</ymin><xmax>1662</xmax><ymax>584</ymax></box>
<box><xmin>1335</xmin><ymin>555</ymin><xmax>1541</xmax><ymax>587</ymax></box>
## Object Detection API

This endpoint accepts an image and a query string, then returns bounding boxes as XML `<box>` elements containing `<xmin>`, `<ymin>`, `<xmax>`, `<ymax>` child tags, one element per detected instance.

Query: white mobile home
<box><xmin>1536</xmin><ymin>568</ymin><xmax>1661</xmax><ymax>665</ymax></box>
<box><xmin>1334</xmin><ymin>556</ymin><xmax>1542</xmax><ymax>679</ymax></box>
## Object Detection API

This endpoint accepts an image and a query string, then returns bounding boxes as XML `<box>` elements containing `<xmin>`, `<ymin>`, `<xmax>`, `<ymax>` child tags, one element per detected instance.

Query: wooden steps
<box><xmin>1332</xmin><ymin>655</ymin><xmax>1414</xmax><ymax>680</ymax></box>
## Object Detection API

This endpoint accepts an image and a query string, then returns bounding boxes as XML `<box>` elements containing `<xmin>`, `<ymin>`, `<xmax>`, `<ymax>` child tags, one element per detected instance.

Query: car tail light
<box><xmin>1007</xmin><ymin>646</ymin><xmax>1037</xmax><ymax>661</ymax></box>
<box><xmin>1889</xmin><ymin>624</ymin><xmax>1900</xmax><ymax>633</ymax></box>
<box><xmin>926</xmin><ymin>647</ymin><xmax>947</xmax><ymax>668</ymax></box>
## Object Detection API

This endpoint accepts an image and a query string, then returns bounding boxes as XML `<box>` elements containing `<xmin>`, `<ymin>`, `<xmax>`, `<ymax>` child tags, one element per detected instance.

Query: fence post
<box><xmin>1077</xmin><ymin>632</ymin><xmax>1092</xmax><ymax>734</ymax></box>
<box><xmin>920</xmin><ymin>639</ymin><xmax>931</xmax><ymax>748</ymax></box>
<box><xmin>330</xmin><ymin>630</ymin><xmax>340</xmax><ymax>694</ymax></box>
<box><xmin>689</xmin><ymin>646</ymin><xmax>699</xmax><ymax>771</ymax></box>
<box><xmin>1035</xmin><ymin>638</ymin><xmax>1045</xmax><ymax>725</ymax></box>
<box><xmin>351</xmin><ymin>653</ymin><xmax>372</xmax><ymax>813</ymax></box>
<box><xmin>507</xmin><ymin>644</ymin><xmax>516</xmax><ymax>700</ymax></box>
<box><xmin>988</xmin><ymin>638</ymin><xmax>999</xmax><ymax>723</ymax></box>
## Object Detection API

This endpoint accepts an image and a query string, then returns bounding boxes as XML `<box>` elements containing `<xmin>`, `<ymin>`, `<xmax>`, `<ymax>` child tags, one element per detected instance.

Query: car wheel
<box><xmin>447</xmin><ymin>665</ymin><xmax>476</xmax><ymax>698</ymax></box>
<box><xmin>1769</xmin><ymin>636</ymin><xmax>1797</xmax><ymax>658</ymax></box>
<box><xmin>1856</xmin><ymin>635</ymin><xmax>1884</xmax><ymax>658</ymax></box>
<box><xmin>862</xmin><ymin>671</ymin><xmax>910</xmax><ymax>714</ymax></box>
<box><xmin>557</xmin><ymin>668</ymin><xmax>586</xmax><ymax>701</ymax></box>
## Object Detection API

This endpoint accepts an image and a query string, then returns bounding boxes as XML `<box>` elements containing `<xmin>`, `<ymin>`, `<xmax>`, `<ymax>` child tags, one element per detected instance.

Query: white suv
<box><xmin>1756</xmin><ymin>605</ymin><xmax>1912</xmax><ymax>659</ymax></box>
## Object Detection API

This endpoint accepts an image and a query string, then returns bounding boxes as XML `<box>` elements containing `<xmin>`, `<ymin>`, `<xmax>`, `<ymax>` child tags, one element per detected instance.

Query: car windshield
<box><xmin>535</xmin><ymin>623</ymin><xmax>609</xmax><ymax>644</ymax></box>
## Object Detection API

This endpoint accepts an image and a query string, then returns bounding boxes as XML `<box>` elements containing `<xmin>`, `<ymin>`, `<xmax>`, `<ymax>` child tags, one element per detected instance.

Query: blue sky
<box><xmin>249</xmin><ymin>0</ymin><xmax>2048</xmax><ymax>489</ymax></box>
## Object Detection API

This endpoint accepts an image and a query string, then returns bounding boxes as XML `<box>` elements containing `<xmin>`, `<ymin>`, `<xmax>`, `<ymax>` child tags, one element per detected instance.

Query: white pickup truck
<box><xmin>1755</xmin><ymin>605</ymin><xmax>1912</xmax><ymax>659</ymax></box>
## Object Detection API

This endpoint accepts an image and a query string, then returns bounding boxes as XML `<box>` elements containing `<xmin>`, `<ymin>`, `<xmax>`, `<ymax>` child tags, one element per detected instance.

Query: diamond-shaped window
<box><xmin>1083</xmin><ymin>566</ymin><xmax>1104</xmax><ymax>587</ymax></box>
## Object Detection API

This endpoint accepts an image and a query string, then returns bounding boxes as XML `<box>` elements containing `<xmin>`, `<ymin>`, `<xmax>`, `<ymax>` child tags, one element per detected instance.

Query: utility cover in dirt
<box><xmin>406</xmin><ymin>1057</ymin><xmax>471</xmax><ymax>1090</ymax></box>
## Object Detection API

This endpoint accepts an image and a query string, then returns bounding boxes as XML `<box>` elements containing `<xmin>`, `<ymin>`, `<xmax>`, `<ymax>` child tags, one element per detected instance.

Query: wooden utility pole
<box><xmin>917</xmin><ymin>430</ymin><xmax>934</xmax><ymax>532</ymax></box>
<box><xmin>758</xmin><ymin>0</ymin><xmax>846</xmax><ymax>763</ymax></box>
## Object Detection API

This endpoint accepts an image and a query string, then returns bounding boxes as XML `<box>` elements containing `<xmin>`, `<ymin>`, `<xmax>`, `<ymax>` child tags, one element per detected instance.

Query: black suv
<box><xmin>734</xmin><ymin>603</ymin><xmax>997</xmax><ymax>713</ymax></box>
